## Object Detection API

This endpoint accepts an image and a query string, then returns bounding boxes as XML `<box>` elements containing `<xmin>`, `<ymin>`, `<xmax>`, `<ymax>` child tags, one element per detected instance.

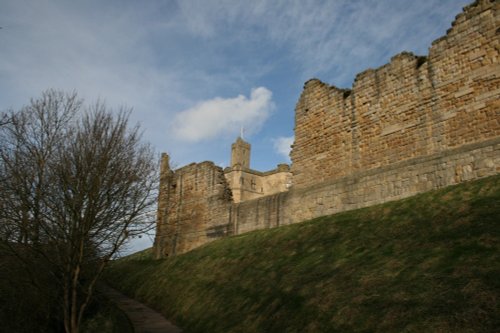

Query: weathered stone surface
<box><xmin>154</xmin><ymin>138</ymin><xmax>291</xmax><ymax>257</ymax></box>
<box><xmin>290</xmin><ymin>0</ymin><xmax>499</xmax><ymax>188</ymax></box>
<box><xmin>154</xmin><ymin>158</ymin><xmax>233</xmax><ymax>257</ymax></box>
<box><xmin>154</xmin><ymin>0</ymin><xmax>500</xmax><ymax>258</ymax></box>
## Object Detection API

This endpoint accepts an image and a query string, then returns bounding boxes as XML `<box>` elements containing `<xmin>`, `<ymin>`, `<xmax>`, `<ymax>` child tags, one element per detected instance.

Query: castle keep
<box><xmin>154</xmin><ymin>0</ymin><xmax>499</xmax><ymax>258</ymax></box>
<box><xmin>225</xmin><ymin>137</ymin><xmax>292</xmax><ymax>203</ymax></box>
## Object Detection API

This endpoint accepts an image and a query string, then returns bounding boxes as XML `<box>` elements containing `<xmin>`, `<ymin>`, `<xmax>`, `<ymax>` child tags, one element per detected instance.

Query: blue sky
<box><xmin>1</xmin><ymin>0</ymin><xmax>471</xmax><ymax>251</ymax></box>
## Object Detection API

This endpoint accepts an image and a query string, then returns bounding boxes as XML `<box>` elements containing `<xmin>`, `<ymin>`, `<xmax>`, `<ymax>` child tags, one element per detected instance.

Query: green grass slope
<box><xmin>106</xmin><ymin>175</ymin><xmax>500</xmax><ymax>333</ymax></box>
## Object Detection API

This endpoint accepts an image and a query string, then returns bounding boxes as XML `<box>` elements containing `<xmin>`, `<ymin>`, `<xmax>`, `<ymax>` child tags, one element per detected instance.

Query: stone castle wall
<box><xmin>154</xmin><ymin>0</ymin><xmax>500</xmax><ymax>257</ymax></box>
<box><xmin>230</xmin><ymin>139</ymin><xmax>499</xmax><ymax>235</ymax></box>
<box><xmin>290</xmin><ymin>0</ymin><xmax>499</xmax><ymax>188</ymax></box>
<box><xmin>154</xmin><ymin>156</ymin><xmax>233</xmax><ymax>257</ymax></box>
<box><xmin>224</xmin><ymin>164</ymin><xmax>292</xmax><ymax>203</ymax></box>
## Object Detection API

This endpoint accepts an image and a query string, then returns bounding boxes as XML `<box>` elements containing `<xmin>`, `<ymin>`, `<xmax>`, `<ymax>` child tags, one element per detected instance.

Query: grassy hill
<box><xmin>105</xmin><ymin>175</ymin><xmax>500</xmax><ymax>333</ymax></box>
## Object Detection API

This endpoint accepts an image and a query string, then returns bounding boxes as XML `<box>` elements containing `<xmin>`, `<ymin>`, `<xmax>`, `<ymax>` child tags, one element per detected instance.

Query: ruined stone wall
<box><xmin>154</xmin><ymin>0</ymin><xmax>500</xmax><ymax>257</ymax></box>
<box><xmin>285</xmin><ymin>139</ymin><xmax>500</xmax><ymax>224</ymax></box>
<box><xmin>231</xmin><ymin>139</ymin><xmax>500</xmax><ymax>234</ymax></box>
<box><xmin>290</xmin><ymin>0</ymin><xmax>499</xmax><ymax>188</ymax></box>
<box><xmin>154</xmin><ymin>157</ymin><xmax>233</xmax><ymax>257</ymax></box>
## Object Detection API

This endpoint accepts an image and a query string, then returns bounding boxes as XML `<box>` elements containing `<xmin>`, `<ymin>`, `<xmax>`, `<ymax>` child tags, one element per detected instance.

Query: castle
<box><xmin>225</xmin><ymin>137</ymin><xmax>292</xmax><ymax>204</ymax></box>
<box><xmin>154</xmin><ymin>0</ymin><xmax>499</xmax><ymax>258</ymax></box>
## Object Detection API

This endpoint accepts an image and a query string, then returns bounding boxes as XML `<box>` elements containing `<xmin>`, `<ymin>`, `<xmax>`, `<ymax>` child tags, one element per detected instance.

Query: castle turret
<box><xmin>154</xmin><ymin>153</ymin><xmax>174</xmax><ymax>259</ymax></box>
<box><xmin>230</xmin><ymin>137</ymin><xmax>251</xmax><ymax>169</ymax></box>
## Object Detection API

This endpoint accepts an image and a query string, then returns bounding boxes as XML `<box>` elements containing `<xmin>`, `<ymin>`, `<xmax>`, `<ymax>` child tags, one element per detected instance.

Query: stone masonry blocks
<box><xmin>154</xmin><ymin>0</ymin><xmax>500</xmax><ymax>257</ymax></box>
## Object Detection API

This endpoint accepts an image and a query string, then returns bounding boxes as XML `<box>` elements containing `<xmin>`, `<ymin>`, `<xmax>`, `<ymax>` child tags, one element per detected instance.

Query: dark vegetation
<box><xmin>106</xmin><ymin>174</ymin><xmax>500</xmax><ymax>333</ymax></box>
<box><xmin>79</xmin><ymin>293</ymin><xmax>133</xmax><ymax>333</ymax></box>
<box><xmin>0</xmin><ymin>243</ymin><xmax>133</xmax><ymax>333</ymax></box>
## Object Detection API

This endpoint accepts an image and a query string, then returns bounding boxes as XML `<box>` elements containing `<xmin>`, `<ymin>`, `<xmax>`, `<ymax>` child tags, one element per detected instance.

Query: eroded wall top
<box><xmin>290</xmin><ymin>0</ymin><xmax>499</xmax><ymax>188</ymax></box>
<box><xmin>155</xmin><ymin>160</ymin><xmax>233</xmax><ymax>257</ymax></box>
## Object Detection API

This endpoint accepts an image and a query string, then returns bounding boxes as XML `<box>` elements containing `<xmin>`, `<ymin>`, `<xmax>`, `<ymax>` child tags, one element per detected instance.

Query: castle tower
<box><xmin>230</xmin><ymin>137</ymin><xmax>251</xmax><ymax>169</ymax></box>
<box><xmin>154</xmin><ymin>153</ymin><xmax>174</xmax><ymax>259</ymax></box>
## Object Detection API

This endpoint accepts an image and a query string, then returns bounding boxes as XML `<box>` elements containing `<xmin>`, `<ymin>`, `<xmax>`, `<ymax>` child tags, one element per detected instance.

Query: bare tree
<box><xmin>0</xmin><ymin>91</ymin><xmax>80</xmax><ymax>332</ymax></box>
<box><xmin>0</xmin><ymin>91</ymin><xmax>79</xmax><ymax>244</ymax></box>
<box><xmin>0</xmin><ymin>111</ymin><xmax>11</xmax><ymax>127</ymax></box>
<box><xmin>0</xmin><ymin>90</ymin><xmax>157</xmax><ymax>333</ymax></box>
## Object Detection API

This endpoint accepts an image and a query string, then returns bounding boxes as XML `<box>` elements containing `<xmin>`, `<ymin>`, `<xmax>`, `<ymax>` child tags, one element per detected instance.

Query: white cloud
<box><xmin>0</xmin><ymin>0</ymin><xmax>471</xmax><ymax>161</ymax></box>
<box><xmin>168</xmin><ymin>0</ymin><xmax>470</xmax><ymax>87</ymax></box>
<box><xmin>171</xmin><ymin>87</ymin><xmax>274</xmax><ymax>142</ymax></box>
<box><xmin>273</xmin><ymin>136</ymin><xmax>294</xmax><ymax>161</ymax></box>
<box><xmin>0</xmin><ymin>1</ymin><xmax>183</xmax><ymax>122</ymax></box>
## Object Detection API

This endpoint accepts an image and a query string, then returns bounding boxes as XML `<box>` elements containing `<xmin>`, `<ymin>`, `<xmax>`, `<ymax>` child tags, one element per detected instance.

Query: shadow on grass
<box><xmin>106</xmin><ymin>175</ymin><xmax>500</xmax><ymax>333</ymax></box>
